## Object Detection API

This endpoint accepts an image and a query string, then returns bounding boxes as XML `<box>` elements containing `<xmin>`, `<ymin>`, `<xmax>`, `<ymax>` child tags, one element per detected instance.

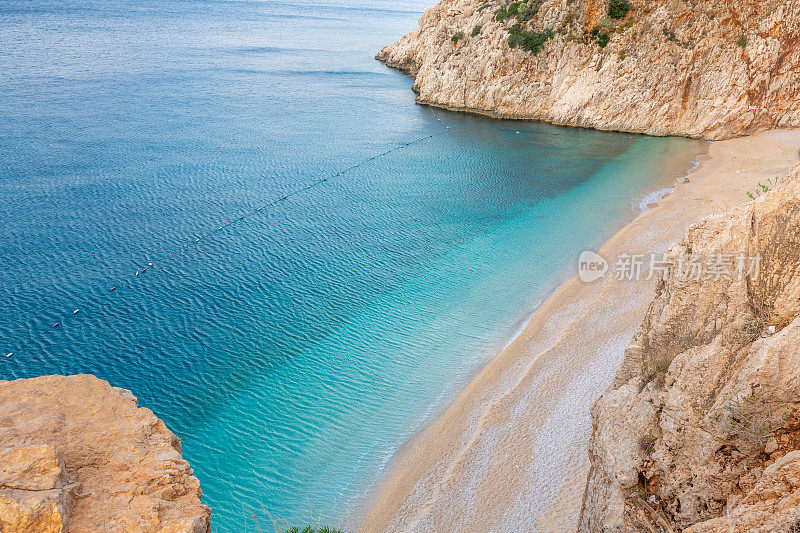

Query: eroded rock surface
<box><xmin>378</xmin><ymin>0</ymin><xmax>800</xmax><ymax>139</ymax></box>
<box><xmin>579</xmin><ymin>168</ymin><xmax>800</xmax><ymax>531</ymax></box>
<box><xmin>0</xmin><ymin>375</ymin><xmax>210</xmax><ymax>532</ymax></box>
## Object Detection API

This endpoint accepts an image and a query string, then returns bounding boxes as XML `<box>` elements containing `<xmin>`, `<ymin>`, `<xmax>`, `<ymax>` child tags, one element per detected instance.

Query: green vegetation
<box><xmin>491</xmin><ymin>0</ymin><xmax>554</xmax><ymax>55</ymax></box>
<box><xmin>590</xmin><ymin>26</ymin><xmax>611</xmax><ymax>48</ymax></box>
<box><xmin>736</xmin><ymin>34</ymin><xmax>747</xmax><ymax>48</ymax></box>
<box><xmin>451</xmin><ymin>31</ymin><xmax>465</xmax><ymax>44</ymax></box>
<box><xmin>746</xmin><ymin>177</ymin><xmax>781</xmax><ymax>200</ymax></box>
<box><xmin>608</xmin><ymin>0</ymin><xmax>632</xmax><ymax>19</ymax></box>
<box><xmin>708</xmin><ymin>394</ymin><xmax>789</xmax><ymax>447</ymax></box>
<box><xmin>507</xmin><ymin>24</ymin><xmax>554</xmax><ymax>54</ymax></box>
<box><xmin>495</xmin><ymin>0</ymin><xmax>543</xmax><ymax>23</ymax></box>
<box><xmin>471</xmin><ymin>24</ymin><xmax>482</xmax><ymax>37</ymax></box>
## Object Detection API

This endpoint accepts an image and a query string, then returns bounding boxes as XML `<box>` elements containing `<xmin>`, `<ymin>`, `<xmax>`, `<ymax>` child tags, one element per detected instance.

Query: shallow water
<box><xmin>0</xmin><ymin>0</ymin><xmax>705</xmax><ymax>529</ymax></box>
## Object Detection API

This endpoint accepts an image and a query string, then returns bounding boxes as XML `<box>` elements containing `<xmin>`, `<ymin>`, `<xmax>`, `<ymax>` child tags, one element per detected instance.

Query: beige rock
<box><xmin>579</xmin><ymin>167</ymin><xmax>800</xmax><ymax>530</ymax></box>
<box><xmin>0</xmin><ymin>445</ymin><xmax>71</xmax><ymax>533</ymax></box>
<box><xmin>378</xmin><ymin>0</ymin><xmax>800</xmax><ymax>140</ymax></box>
<box><xmin>686</xmin><ymin>451</ymin><xmax>800</xmax><ymax>532</ymax></box>
<box><xmin>0</xmin><ymin>375</ymin><xmax>210</xmax><ymax>533</ymax></box>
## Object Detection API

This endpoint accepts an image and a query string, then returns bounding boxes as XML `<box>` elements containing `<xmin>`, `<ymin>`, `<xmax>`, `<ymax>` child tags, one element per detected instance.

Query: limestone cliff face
<box><xmin>0</xmin><ymin>375</ymin><xmax>210</xmax><ymax>533</ymax></box>
<box><xmin>378</xmin><ymin>0</ymin><xmax>800</xmax><ymax>140</ymax></box>
<box><xmin>579</xmin><ymin>168</ymin><xmax>800</xmax><ymax>531</ymax></box>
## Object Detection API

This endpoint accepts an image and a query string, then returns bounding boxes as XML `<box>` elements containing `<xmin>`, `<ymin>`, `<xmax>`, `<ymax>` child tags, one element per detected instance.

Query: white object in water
<box><xmin>5</xmin><ymin>353</ymin><xmax>12</xmax><ymax>358</ymax></box>
<box><xmin>73</xmin><ymin>309</ymin><xmax>79</xmax><ymax>314</ymax></box>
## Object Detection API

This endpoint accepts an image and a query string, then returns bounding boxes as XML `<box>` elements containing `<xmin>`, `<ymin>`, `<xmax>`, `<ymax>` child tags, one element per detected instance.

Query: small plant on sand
<box><xmin>708</xmin><ymin>394</ymin><xmax>789</xmax><ymax>447</ymax></box>
<box><xmin>639</xmin><ymin>436</ymin><xmax>656</xmax><ymax>454</ymax></box>
<box><xmin>472</xmin><ymin>24</ymin><xmax>482</xmax><ymax>37</ymax></box>
<box><xmin>451</xmin><ymin>31</ymin><xmax>465</xmax><ymax>44</ymax></box>
<box><xmin>736</xmin><ymin>34</ymin><xmax>747</xmax><ymax>48</ymax></box>
<box><xmin>746</xmin><ymin>176</ymin><xmax>781</xmax><ymax>200</ymax></box>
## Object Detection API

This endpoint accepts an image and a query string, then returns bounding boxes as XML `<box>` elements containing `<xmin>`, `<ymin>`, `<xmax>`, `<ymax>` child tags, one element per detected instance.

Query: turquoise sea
<box><xmin>0</xmin><ymin>0</ymin><xmax>705</xmax><ymax>529</ymax></box>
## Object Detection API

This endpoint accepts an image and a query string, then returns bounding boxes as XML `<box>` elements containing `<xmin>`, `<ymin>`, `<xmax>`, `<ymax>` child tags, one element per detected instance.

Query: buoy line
<box><xmin>4</xmin><ymin>127</ymin><xmax>451</xmax><ymax>361</ymax></box>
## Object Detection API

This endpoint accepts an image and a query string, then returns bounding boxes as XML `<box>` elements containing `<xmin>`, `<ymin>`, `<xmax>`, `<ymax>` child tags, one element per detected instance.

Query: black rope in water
<box><xmin>4</xmin><ymin>127</ymin><xmax>451</xmax><ymax>360</ymax></box>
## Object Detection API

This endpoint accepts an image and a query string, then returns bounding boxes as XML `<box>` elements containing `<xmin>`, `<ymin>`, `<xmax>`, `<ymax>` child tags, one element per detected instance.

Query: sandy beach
<box><xmin>358</xmin><ymin>129</ymin><xmax>800</xmax><ymax>532</ymax></box>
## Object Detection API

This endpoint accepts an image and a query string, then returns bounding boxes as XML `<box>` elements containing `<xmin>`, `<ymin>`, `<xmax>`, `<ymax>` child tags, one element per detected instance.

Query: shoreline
<box><xmin>357</xmin><ymin>129</ymin><xmax>800</xmax><ymax>532</ymax></box>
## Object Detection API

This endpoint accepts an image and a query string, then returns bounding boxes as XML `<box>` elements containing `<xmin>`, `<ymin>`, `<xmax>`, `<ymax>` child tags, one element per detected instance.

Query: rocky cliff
<box><xmin>378</xmin><ymin>0</ymin><xmax>800</xmax><ymax>139</ymax></box>
<box><xmin>0</xmin><ymin>374</ymin><xmax>210</xmax><ymax>533</ymax></box>
<box><xmin>579</xmin><ymin>167</ymin><xmax>800</xmax><ymax>531</ymax></box>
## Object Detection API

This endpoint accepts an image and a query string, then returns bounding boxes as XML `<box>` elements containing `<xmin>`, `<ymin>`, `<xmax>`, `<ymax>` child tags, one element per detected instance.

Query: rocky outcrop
<box><xmin>0</xmin><ymin>375</ymin><xmax>210</xmax><ymax>533</ymax></box>
<box><xmin>378</xmin><ymin>0</ymin><xmax>800</xmax><ymax>139</ymax></box>
<box><xmin>579</xmin><ymin>167</ymin><xmax>800</xmax><ymax>531</ymax></box>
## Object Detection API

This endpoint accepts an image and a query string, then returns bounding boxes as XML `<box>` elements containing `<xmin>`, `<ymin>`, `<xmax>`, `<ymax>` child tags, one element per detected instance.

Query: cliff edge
<box><xmin>378</xmin><ymin>0</ymin><xmax>800</xmax><ymax>139</ymax></box>
<box><xmin>0</xmin><ymin>374</ymin><xmax>210</xmax><ymax>533</ymax></box>
<box><xmin>579</xmin><ymin>166</ymin><xmax>800</xmax><ymax>531</ymax></box>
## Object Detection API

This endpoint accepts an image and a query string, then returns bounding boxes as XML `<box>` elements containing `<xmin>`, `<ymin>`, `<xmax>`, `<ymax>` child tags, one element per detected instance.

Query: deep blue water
<box><xmin>0</xmin><ymin>0</ymin><xmax>705</xmax><ymax>530</ymax></box>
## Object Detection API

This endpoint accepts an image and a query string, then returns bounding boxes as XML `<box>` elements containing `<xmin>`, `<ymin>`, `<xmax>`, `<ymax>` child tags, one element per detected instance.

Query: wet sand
<box><xmin>358</xmin><ymin>130</ymin><xmax>800</xmax><ymax>532</ymax></box>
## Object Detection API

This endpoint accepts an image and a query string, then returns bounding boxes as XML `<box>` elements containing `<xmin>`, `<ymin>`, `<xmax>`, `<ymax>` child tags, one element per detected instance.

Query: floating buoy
<box><xmin>218</xmin><ymin>226</ymin><xmax>223</xmax><ymax>230</ymax></box>
<box><xmin>110</xmin><ymin>287</ymin><xmax>116</xmax><ymax>292</ymax></box>
<box><xmin>4</xmin><ymin>353</ymin><xmax>12</xmax><ymax>358</ymax></box>
<box><xmin>136</xmin><ymin>271</ymin><xmax>139</xmax><ymax>276</ymax></box>
<box><xmin>53</xmin><ymin>323</ymin><xmax>60</xmax><ymax>328</ymax></box>
<box><xmin>195</xmin><ymin>238</ymin><xmax>200</xmax><ymax>243</ymax></box>
<box><xmin>282</xmin><ymin>196</ymin><xmax>287</xmax><ymax>200</ymax></box>
<box><xmin>142</xmin><ymin>269</ymin><xmax>147</xmax><ymax>273</ymax></box>
<box><xmin>554</xmin><ymin>133</ymin><xmax>559</xmax><ymax>135</ymax></box>
<box><xmin>239</xmin><ymin>216</ymin><xmax>244</xmax><ymax>220</ymax></box>
<box><xmin>322</xmin><ymin>178</ymin><xmax>327</xmax><ymax>182</ymax></box>
<box><xmin>148</xmin><ymin>263</ymin><xmax>153</xmax><ymax>267</ymax></box>
<box><xmin>73</xmin><ymin>309</ymin><xmax>79</xmax><ymax>314</ymax></box>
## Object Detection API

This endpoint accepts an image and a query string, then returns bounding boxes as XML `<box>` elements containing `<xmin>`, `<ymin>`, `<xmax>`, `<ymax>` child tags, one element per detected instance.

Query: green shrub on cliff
<box><xmin>495</xmin><ymin>0</ymin><xmax>543</xmax><ymax>23</ymax></box>
<box><xmin>451</xmin><ymin>31</ymin><xmax>465</xmax><ymax>44</ymax></box>
<box><xmin>588</xmin><ymin>25</ymin><xmax>611</xmax><ymax>48</ymax></box>
<box><xmin>471</xmin><ymin>24</ymin><xmax>482</xmax><ymax>37</ymax></box>
<box><xmin>507</xmin><ymin>24</ymin><xmax>554</xmax><ymax>54</ymax></box>
<box><xmin>608</xmin><ymin>0</ymin><xmax>632</xmax><ymax>19</ymax></box>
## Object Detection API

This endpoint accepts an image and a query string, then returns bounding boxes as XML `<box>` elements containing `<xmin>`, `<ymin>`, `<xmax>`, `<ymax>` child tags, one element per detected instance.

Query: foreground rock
<box><xmin>378</xmin><ymin>0</ymin><xmax>800</xmax><ymax>140</ymax></box>
<box><xmin>0</xmin><ymin>375</ymin><xmax>210</xmax><ymax>532</ymax></box>
<box><xmin>579</xmin><ymin>167</ymin><xmax>800</xmax><ymax>531</ymax></box>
